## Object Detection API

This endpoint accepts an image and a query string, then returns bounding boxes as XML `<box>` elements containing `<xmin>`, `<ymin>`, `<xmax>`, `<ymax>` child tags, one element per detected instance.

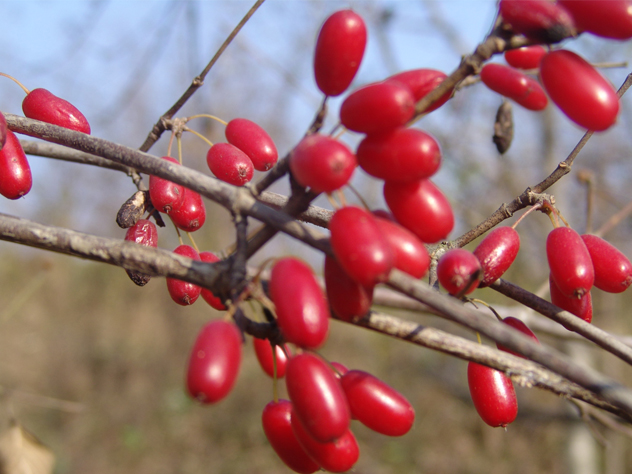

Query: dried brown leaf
<box><xmin>0</xmin><ymin>421</ymin><xmax>54</xmax><ymax>474</ymax></box>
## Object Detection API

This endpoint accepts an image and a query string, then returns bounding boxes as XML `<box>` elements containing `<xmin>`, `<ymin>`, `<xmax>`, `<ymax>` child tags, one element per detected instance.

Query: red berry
<box><xmin>253</xmin><ymin>338</ymin><xmax>291</xmax><ymax>379</ymax></box>
<box><xmin>559</xmin><ymin>0</ymin><xmax>632</xmax><ymax>39</ymax></box>
<box><xmin>581</xmin><ymin>234</ymin><xmax>632</xmax><ymax>293</ymax></box>
<box><xmin>549</xmin><ymin>274</ymin><xmax>593</xmax><ymax>323</ymax></box>
<box><xmin>149</xmin><ymin>156</ymin><xmax>185</xmax><ymax>214</ymax></box>
<box><xmin>286</xmin><ymin>353</ymin><xmax>351</xmax><ymax>443</ymax></box>
<box><xmin>124</xmin><ymin>219</ymin><xmax>158</xmax><ymax>248</ymax></box>
<box><xmin>313</xmin><ymin>9</ymin><xmax>367</xmax><ymax>97</ymax></box>
<box><xmin>499</xmin><ymin>0</ymin><xmax>575</xmax><ymax>42</ymax></box>
<box><xmin>166</xmin><ymin>245</ymin><xmax>202</xmax><ymax>305</ymax></box>
<box><xmin>480</xmin><ymin>63</ymin><xmax>547</xmax><ymax>111</ymax></box>
<box><xmin>198</xmin><ymin>251</ymin><xmax>226</xmax><ymax>310</ymax></box>
<box><xmin>262</xmin><ymin>400</ymin><xmax>320</xmax><ymax>474</ymax></box>
<box><xmin>225</xmin><ymin>118</ymin><xmax>278</xmax><ymax>171</ymax></box>
<box><xmin>0</xmin><ymin>130</ymin><xmax>32</xmax><ymax>200</ymax></box>
<box><xmin>540</xmin><ymin>50</ymin><xmax>619</xmax><ymax>131</ymax></box>
<box><xmin>169</xmin><ymin>188</ymin><xmax>206</xmax><ymax>232</ymax></box>
<box><xmin>324</xmin><ymin>256</ymin><xmax>374</xmax><ymax>322</ymax></box>
<box><xmin>206</xmin><ymin>142</ymin><xmax>254</xmax><ymax>186</ymax></box>
<box><xmin>340</xmin><ymin>370</ymin><xmax>414</xmax><ymax>436</ymax></box>
<box><xmin>329</xmin><ymin>206</ymin><xmax>394</xmax><ymax>287</ymax></box>
<box><xmin>291</xmin><ymin>412</ymin><xmax>359</xmax><ymax>473</ymax></box>
<box><xmin>340</xmin><ymin>81</ymin><xmax>415</xmax><ymax>134</ymax></box>
<box><xmin>22</xmin><ymin>88</ymin><xmax>90</xmax><ymax>134</ymax></box>
<box><xmin>269</xmin><ymin>257</ymin><xmax>330</xmax><ymax>349</ymax></box>
<box><xmin>467</xmin><ymin>361</ymin><xmax>518</xmax><ymax>428</ymax></box>
<box><xmin>473</xmin><ymin>226</ymin><xmax>520</xmax><ymax>287</ymax></box>
<box><xmin>383</xmin><ymin>179</ymin><xmax>454</xmax><ymax>244</ymax></box>
<box><xmin>373</xmin><ymin>212</ymin><xmax>430</xmax><ymax>279</ymax></box>
<box><xmin>386</xmin><ymin>68</ymin><xmax>452</xmax><ymax>112</ymax></box>
<box><xmin>356</xmin><ymin>128</ymin><xmax>442</xmax><ymax>182</ymax></box>
<box><xmin>547</xmin><ymin>227</ymin><xmax>594</xmax><ymax>298</ymax></box>
<box><xmin>504</xmin><ymin>45</ymin><xmax>547</xmax><ymax>70</ymax></box>
<box><xmin>437</xmin><ymin>248</ymin><xmax>482</xmax><ymax>296</ymax></box>
<box><xmin>496</xmin><ymin>317</ymin><xmax>540</xmax><ymax>358</ymax></box>
<box><xmin>186</xmin><ymin>320</ymin><xmax>242</xmax><ymax>404</ymax></box>
<box><xmin>289</xmin><ymin>134</ymin><xmax>356</xmax><ymax>193</ymax></box>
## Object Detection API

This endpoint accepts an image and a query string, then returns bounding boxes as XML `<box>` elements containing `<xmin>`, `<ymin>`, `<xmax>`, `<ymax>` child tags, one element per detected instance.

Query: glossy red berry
<box><xmin>324</xmin><ymin>256</ymin><xmax>374</xmax><ymax>322</ymax></box>
<box><xmin>262</xmin><ymin>400</ymin><xmax>320</xmax><ymax>474</ymax></box>
<box><xmin>547</xmin><ymin>227</ymin><xmax>594</xmax><ymax>298</ymax></box>
<box><xmin>22</xmin><ymin>88</ymin><xmax>90</xmax><ymax>134</ymax></box>
<box><xmin>329</xmin><ymin>206</ymin><xmax>394</xmax><ymax>287</ymax></box>
<box><xmin>124</xmin><ymin>219</ymin><xmax>158</xmax><ymax>247</ymax></box>
<box><xmin>253</xmin><ymin>338</ymin><xmax>291</xmax><ymax>379</ymax></box>
<box><xmin>480</xmin><ymin>63</ymin><xmax>547</xmax><ymax>111</ymax></box>
<box><xmin>225</xmin><ymin>118</ymin><xmax>278</xmax><ymax>171</ymax></box>
<box><xmin>356</xmin><ymin>128</ymin><xmax>441</xmax><ymax>182</ymax></box>
<box><xmin>549</xmin><ymin>274</ymin><xmax>593</xmax><ymax>323</ymax></box>
<box><xmin>437</xmin><ymin>248</ymin><xmax>482</xmax><ymax>296</ymax></box>
<box><xmin>581</xmin><ymin>234</ymin><xmax>632</xmax><ymax>293</ymax></box>
<box><xmin>149</xmin><ymin>156</ymin><xmax>185</xmax><ymax>214</ymax></box>
<box><xmin>496</xmin><ymin>317</ymin><xmax>540</xmax><ymax>358</ymax></box>
<box><xmin>340</xmin><ymin>81</ymin><xmax>415</xmax><ymax>134</ymax></box>
<box><xmin>314</xmin><ymin>9</ymin><xmax>367</xmax><ymax>97</ymax></box>
<box><xmin>373</xmin><ymin>212</ymin><xmax>430</xmax><ymax>279</ymax></box>
<box><xmin>504</xmin><ymin>45</ymin><xmax>547</xmax><ymax>70</ymax></box>
<box><xmin>199</xmin><ymin>251</ymin><xmax>226</xmax><ymax>310</ymax></box>
<box><xmin>286</xmin><ymin>353</ymin><xmax>351</xmax><ymax>443</ymax></box>
<box><xmin>473</xmin><ymin>226</ymin><xmax>520</xmax><ymax>287</ymax></box>
<box><xmin>291</xmin><ymin>412</ymin><xmax>359</xmax><ymax>473</ymax></box>
<box><xmin>289</xmin><ymin>134</ymin><xmax>356</xmax><ymax>193</ymax></box>
<box><xmin>386</xmin><ymin>68</ymin><xmax>452</xmax><ymax>113</ymax></box>
<box><xmin>558</xmin><ymin>0</ymin><xmax>632</xmax><ymax>39</ymax></box>
<box><xmin>499</xmin><ymin>0</ymin><xmax>575</xmax><ymax>42</ymax></box>
<box><xmin>384</xmin><ymin>179</ymin><xmax>454</xmax><ymax>244</ymax></box>
<box><xmin>206</xmin><ymin>142</ymin><xmax>254</xmax><ymax>186</ymax></box>
<box><xmin>169</xmin><ymin>188</ymin><xmax>206</xmax><ymax>232</ymax></box>
<box><xmin>540</xmin><ymin>50</ymin><xmax>619</xmax><ymax>131</ymax></box>
<box><xmin>166</xmin><ymin>245</ymin><xmax>202</xmax><ymax>305</ymax></box>
<box><xmin>341</xmin><ymin>370</ymin><xmax>414</xmax><ymax>436</ymax></box>
<box><xmin>186</xmin><ymin>320</ymin><xmax>242</xmax><ymax>404</ymax></box>
<box><xmin>467</xmin><ymin>361</ymin><xmax>518</xmax><ymax>428</ymax></box>
<box><xmin>269</xmin><ymin>257</ymin><xmax>330</xmax><ymax>349</ymax></box>
<box><xmin>0</xmin><ymin>130</ymin><xmax>32</xmax><ymax>200</ymax></box>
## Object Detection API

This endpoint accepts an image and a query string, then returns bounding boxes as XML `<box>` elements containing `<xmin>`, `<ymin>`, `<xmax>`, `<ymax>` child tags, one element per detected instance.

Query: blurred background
<box><xmin>1</xmin><ymin>0</ymin><xmax>632</xmax><ymax>472</ymax></box>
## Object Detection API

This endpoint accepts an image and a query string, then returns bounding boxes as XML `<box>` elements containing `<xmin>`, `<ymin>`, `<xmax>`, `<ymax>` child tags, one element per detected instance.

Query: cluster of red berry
<box><xmin>480</xmin><ymin>0</ymin><xmax>630</xmax><ymax>132</ymax></box>
<box><xmin>0</xmin><ymin>73</ymin><xmax>91</xmax><ymax>200</ymax></box>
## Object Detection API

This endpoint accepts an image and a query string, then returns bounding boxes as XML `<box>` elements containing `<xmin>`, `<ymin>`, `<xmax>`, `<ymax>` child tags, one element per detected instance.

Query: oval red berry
<box><xmin>0</xmin><ymin>130</ymin><xmax>32</xmax><ymax>200</ymax></box>
<box><xmin>225</xmin><ymin>118</ymin><xmax>278</xmax><ymax>171</ymax></box>
<box><xmin>547</xmin><ymin>227</ymin><xmax>594</xmax><ymax>298</ymax></box>
<box><xmin>314</xmin><ymin>9</ymin><xmax>367</xmax><ymax>97</ymax></box>
<box><xmin>329</xmin><ymin>206</ymin><xmax>394</xmax><ymax>288</ymax></box>
<box><xmin>207</xmin><ymin>142</ymin><xmax>254</xmax><ymax>186</ymax></box>
<box><xmin>467</xmin><ymin>361</ymin><xmax>518</xmax><ymax>428</ymax></box>
<box><xmin>437</xmin><ymin>248</ymin><xmax>482</xmax><ymax>296</ymax></box>
<box><xmin>186</xmin><ymin>320</ymin><xmax>242</xmax><ymax>404</ymax></box>
<box><xmin>581</xmin><ymin>234</ymin><xmax>632</xmax><ymax>293</ymax></box>
<box><xmin>383</xmin><ymin>179</ymin><xmax>454</xmax><ymax>244</ymax></box>
<box><xmin>386</xmin><ymin>68</ymin><xmax>452</xmax><ymax>113</ymax></box>
<box><xmin>269</xmin><ymin>257</ymin><xmax>330</xmax><ymax>349</ymax></box>
<box><xmin>340</xmin><ymin>81</ymin><xmax>415</xmax><ymax>134</ymax></box>
<box><xmin>473</xmin><ymin>226</ymin><xmax>520</xmax><ymax>287</ymax></box>
<box><xmin>357</xmin><ymin>127</ymin><xmax>441</xmax><ymax>182</ymax></box>
<box><xmin>22</xmin><ymin>88</ymin><xmax>91</xmax><ymax>134</ymax></box>
<box><xmin>286</xmin><ymin>353</ymin><xmax>351</xmax><ymax>443</ymax></box>
<box><xmin>341</xmin><ymin>370</ymin><xmax>414</xmax><ymax>436</ymax></box>
<box><xmin>289</xmin><ymin>134</ymin><xmax>356</xmax><ymax>193</ymax></box>
<box><xmin>540</xmin><ymin>50</ymin><xmax>619</xmax><ymax>131</ymax></box>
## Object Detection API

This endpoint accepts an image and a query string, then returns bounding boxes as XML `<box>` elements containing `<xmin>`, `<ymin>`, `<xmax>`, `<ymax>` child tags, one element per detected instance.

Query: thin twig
<box><xmin>138</xmin><ymin>0</ymin><xmax>267</xmax><ymax>152</ymax></box>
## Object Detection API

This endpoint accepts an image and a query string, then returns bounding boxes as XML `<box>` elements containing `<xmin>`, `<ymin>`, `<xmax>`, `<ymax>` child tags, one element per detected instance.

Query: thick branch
<box><xmin>356</xmin><ymin>311</ymin><xmax>631</xmax><ymax>421</ymax></box>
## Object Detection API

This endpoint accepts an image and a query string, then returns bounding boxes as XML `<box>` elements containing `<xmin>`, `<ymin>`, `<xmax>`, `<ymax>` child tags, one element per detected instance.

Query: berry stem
<box><xmin>511</xmin><ymin>202</ymin><xmax>542</xmax><ymax>229</ymax></box>
<box><xmin>186</xmin><ymin>232</ymin><xmax>199</xmax><ymax>253</ymax></box>
<box><xmin>167</xmin><ymin>131</ymin><xmax>176</xmax><ymax>158</ymax></box>
<box><xmin>0</xmin><ymin>72</ymin><xmax>30</xmax><ymax>95</ymax></box>
<box><xmin>183</xmin><ymin>127</ymin><xmax>214</xmax><ymax>148</ymax></box>
<box><xmin>186</xmin><ymin>114</ymin><xmax>228</xmax><ymax>126</ymax></box>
